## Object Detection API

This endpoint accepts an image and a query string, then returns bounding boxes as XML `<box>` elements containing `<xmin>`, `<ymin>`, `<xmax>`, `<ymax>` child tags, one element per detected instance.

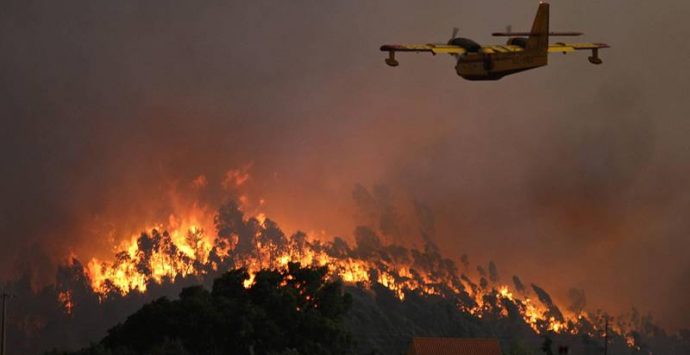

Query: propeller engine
<box><xmin>446</xmin><ymin>27</ymin><xmax>482</xmax><ymax>53</ymax></box>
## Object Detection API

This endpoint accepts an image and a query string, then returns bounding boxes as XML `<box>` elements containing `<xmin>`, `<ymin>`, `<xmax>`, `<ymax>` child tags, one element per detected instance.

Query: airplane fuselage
<box><xmin>455</xmin><ymin>49</ymin><xmax>548</xmax><ymax>81</ymax></box>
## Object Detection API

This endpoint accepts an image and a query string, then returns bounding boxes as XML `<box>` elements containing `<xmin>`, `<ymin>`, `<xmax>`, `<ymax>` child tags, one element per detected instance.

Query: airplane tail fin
<box><xmin>527</xmin><ymin>3</ymin><xmax>549</xmax><ymax>52</ymax></box>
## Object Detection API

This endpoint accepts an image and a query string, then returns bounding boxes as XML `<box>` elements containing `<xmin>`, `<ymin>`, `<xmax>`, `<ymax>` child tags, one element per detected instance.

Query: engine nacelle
<box><xmin>506</xmin><ymin>37</ymin><xmax>528</xmax><ymax>48</ymax></box>
<box><xmin>447</xmin><ymin>37</ymin><xmax>482</xmax><ymax>53</ymax></box>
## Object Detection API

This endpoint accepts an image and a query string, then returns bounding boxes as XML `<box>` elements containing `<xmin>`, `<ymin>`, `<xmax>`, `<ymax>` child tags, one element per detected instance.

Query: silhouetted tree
<box><xmin>540</xmin><ymin>336</ymin><xmax>554</xmax><ymax>355</ymax></box>
<box><xmin>57</xmin><ymin>263</ymin><xmax>352</xmax><ymax>355</ymax></box>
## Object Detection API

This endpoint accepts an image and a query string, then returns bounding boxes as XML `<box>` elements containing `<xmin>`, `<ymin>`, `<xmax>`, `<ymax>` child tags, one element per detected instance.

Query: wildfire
<box><xmin>85</xmin><ymin>216</ymin><xmax>215</xmax><ymax>296</ymax></box>
<box><xmin>68</xmin><ymin>205</ymin><xmax>592</xmax><ymax>336</ymax></box>
<box><xmin>57</xmin><ymin>169</ymin><xmax>633</xmax><ymax>344</ymax></box>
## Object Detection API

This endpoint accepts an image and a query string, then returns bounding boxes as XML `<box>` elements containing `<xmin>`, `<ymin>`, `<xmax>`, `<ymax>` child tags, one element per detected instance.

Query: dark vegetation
<box><xmin>48</xmin><ymin>263</ymin><xmax>352</xmax><ymax>355</ymax></box>
<box><xmin>4</xmin><ymin>200</ymin><xmax>687</xmax><ymax>354</ymax></box>
<box><xmin>344</xmin><ymin>284</ymin><xmax>690</xmax><ymax>355</ymax></box>
<box><xmin>41</xmin><ymin>265</ymin><xmax>690</xmax><ymax>355</ymax></box>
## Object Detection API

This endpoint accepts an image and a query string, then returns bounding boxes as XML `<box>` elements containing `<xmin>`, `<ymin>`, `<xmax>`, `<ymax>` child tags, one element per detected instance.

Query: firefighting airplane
<box><xmin>380</xmin><ymin>2</ymin><xmax>609</xmax><ymax>81</ymax></box>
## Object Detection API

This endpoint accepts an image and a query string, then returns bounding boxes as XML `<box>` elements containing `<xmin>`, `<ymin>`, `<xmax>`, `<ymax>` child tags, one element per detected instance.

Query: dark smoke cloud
<box><xmin>1</xmin><ymin>0</ymin><xmax>689</xmax><ymax>331</ymax></box>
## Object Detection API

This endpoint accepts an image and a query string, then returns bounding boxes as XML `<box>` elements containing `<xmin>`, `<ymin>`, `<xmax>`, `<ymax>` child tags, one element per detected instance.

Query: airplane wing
<box><xmin>548</xmin><ymin>42</ymin><xmax>610</xmax><ymax>53</ymax></box>
<box><xmin>548</xmin><ymin>42</ymin><xmax>610</xmax><ymax>64</ymax></box>
<box><xmin>380</xmin><ymin>44</ymin><xmax>466</xmax><ymax>67</ymax></box>
<box><xmin>380</xmin><ymin>44</ymin><xmax>467</xmax><ymax>55</ymax></box>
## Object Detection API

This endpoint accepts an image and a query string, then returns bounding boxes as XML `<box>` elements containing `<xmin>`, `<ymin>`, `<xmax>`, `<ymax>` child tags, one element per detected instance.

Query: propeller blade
<box><xmin>451</xmin><ymin>27</ymin><xmax>459</xmax><ymax>39</ymax></box>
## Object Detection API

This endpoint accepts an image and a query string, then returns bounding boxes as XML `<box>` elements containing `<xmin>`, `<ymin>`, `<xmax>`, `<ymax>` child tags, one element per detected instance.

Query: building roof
<box><xmin>407</xmin><ymin>337</ymin><xmax>502</xmax><ymax>355</ymax></box>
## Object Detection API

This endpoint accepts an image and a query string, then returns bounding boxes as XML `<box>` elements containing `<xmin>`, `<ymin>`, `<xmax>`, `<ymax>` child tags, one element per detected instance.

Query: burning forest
<box><xmin>2</xmin><ymin>171</ymin><xmax>688</xmax><ymax>354</ymax></box>
<box><xmin>3</xmin><ymin>0</ymin><xmax>690</xmax><ymax>353</ymax></box>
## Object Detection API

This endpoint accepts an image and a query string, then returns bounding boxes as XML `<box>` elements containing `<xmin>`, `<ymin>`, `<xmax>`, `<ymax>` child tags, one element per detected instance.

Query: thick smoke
<box><xmin>1</xmin><ymin>0</ymin><xmax>689</xmax><ymax>332</ymax></box>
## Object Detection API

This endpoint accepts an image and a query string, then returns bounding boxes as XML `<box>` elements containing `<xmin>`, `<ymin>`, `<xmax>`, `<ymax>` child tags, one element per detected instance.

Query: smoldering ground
<box><xmin>0</xmin><ymin>0</ymin><xmax>689</xmax><ymax>334</ymax></box>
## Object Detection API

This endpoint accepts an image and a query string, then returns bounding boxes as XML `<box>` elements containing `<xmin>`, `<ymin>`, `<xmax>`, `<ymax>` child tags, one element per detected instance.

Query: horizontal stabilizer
<box><xmin>492</xmin><ymin>31</ymin><xmax>583</xmax><ymax>37</ymax></box>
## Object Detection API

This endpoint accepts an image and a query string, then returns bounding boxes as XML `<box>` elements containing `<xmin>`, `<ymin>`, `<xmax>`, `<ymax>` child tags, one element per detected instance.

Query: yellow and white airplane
<box><xmin>380</xmin><ymin>2</ymin><xmax>609</xmax><ymax>81</ymax></box>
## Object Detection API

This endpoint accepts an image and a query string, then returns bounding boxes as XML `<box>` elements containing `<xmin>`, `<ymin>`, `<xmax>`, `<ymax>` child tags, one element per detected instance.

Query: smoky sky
<box><xmin>1</xmin><ymin>0</ymin><xmax>689</xmax><ymax>330</ymax></box>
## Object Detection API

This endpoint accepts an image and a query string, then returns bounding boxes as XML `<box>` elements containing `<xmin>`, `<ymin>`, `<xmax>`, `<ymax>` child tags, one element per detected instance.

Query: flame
<box><xmin>76</xmin><ymin>210</ymin><xmax>590</xmax><ymax>335</ymax></box>
<box><xmin>85</xmin><ymin>207</ymin><xmax>216</xmax><ymax>297</ymax></box>
<box><xmin>59</xmin><ymin>168</ymin><xmax>636</xmax><ymax>345</ymax></box>
<box><xmin>223</xmin><ymin>165</ymin><xmax>252</xmax><ymax>190</ymax></box>
<box><xmin>58</xmin><ymin>290</ymin><xmax>74</xmax><ymax>315</ymax></box>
